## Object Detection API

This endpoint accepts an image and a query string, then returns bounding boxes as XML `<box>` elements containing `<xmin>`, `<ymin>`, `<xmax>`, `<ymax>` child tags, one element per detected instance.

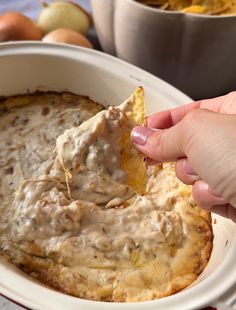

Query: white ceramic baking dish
<box><xmin>0</xmin><ymin>42</ymin><xmax>235</xmax><ymax>310</ymax></box>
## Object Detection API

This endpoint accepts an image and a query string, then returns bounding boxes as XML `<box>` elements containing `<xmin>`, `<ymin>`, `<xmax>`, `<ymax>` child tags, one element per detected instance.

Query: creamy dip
<box><xmin>0</xmin><ymin>92</ymin><xmax>213</xmax><ymax>302</ymax></box>
<box><xmin>55</xmin><ymin>104</ymin><xmax>134</xmax><ymax>206</ymax></box>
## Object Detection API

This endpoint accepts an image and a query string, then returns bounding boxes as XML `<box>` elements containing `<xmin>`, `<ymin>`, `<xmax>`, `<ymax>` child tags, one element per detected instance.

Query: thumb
<box><xmin>131</xmin><ymin>125</ymin><xmax>185</xmax><ymax>162</ymax></box>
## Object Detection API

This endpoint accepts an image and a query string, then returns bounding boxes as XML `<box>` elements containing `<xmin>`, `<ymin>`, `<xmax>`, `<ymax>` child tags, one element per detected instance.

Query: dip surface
<box><xmin>0</xmin><ymin>92</ymin><xmax>213</xmax><ymax>302</ymax></box>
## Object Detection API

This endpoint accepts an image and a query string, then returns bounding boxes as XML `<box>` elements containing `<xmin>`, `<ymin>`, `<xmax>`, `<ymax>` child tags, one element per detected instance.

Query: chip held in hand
<box><xmin>55</xmin><ymin>87</ymin><xmax>147</xmax><ymax>205</ymax></box>
<box><xmin>118</xmin><ymin>86</ymin><xmax>147</xmax><ymax>195</ymax></box>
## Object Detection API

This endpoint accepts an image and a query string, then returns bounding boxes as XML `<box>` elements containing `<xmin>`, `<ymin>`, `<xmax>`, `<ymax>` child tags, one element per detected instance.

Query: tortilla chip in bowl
<box><xmin>92</xmin><ymin>0</ymin><xmax>236</xmax><ymax>99</ymax></box>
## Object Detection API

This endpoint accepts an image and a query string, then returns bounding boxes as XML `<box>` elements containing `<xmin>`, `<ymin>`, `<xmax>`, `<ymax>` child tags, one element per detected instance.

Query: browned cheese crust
<box><xmin>0</xmin><ymin>93</ymin><xmax>212</xmax><ymax>302</ymax></box>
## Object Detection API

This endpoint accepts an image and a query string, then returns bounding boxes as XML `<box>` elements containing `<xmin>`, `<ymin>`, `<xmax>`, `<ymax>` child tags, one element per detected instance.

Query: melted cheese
<box><xmin>0</xmin><ymin>92</ymin><xmax>213</xmax><ymax>302</ymax></box>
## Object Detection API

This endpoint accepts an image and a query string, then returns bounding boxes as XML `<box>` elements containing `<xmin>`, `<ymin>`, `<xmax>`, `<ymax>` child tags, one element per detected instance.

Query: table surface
<box><xmin>0</xmin><ymin>1</ymin><xmax>91</xmax><ymax>309</ymax></box>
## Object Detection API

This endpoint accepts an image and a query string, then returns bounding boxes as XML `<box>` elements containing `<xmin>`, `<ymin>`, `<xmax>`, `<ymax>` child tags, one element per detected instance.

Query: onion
<box><xmin>38</xmin><ymin>1</ymin><xmax>92</xmax><ymax>35</ymax></box>
<box><xmin>42</xmin><ymin>28</ymin><xmax>93</xmax><ymax>48</ymax></box>
<box><xmin>0</xmin><ymin>12</ymin><xmax>42</xmax><ymax>42</ymax></box>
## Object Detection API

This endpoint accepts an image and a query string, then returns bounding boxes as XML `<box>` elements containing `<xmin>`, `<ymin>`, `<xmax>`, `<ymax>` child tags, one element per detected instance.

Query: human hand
<box><xmin>131</xmin><ymin>92</ymin><xmax>236</xmax><ymax>222</ymax></box>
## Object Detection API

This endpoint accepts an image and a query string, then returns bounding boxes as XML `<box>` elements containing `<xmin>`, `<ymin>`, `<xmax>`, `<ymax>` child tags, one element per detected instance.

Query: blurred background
<box><xmin>0</xmin><ymin>0</ymin><xmax>100</xmax><ymax>48</ymax></box>
<box><xmin>0</xmin><ymin>0</ymin><xmax>90</xmax><ymax>19</ymax></box>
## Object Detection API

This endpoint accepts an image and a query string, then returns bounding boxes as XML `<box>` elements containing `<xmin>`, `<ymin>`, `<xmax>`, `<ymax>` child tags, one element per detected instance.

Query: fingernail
<box><xmin>131</xmin><ymin>126</ymin><xmax>155</xmax><ymax>146</ymax></box>
<box><xmin>183</xmin><ymin>160</ymin><xmax>196</xmax><ymax>175</ymax></box>
<box><xmin>200</xmin><ymin>183</ymin><xmax>225</xmax><ymax>200</ymax></box>
<box><xmin>208</xmin><ymin>187</ymin><xmax>223</xmax><ymax>198</ymax></box>
<box><xmin>198</xmin><ymin>181</ymin><xmax>209</xmax><ymax>192</ymax></box>
<box><xmin>197</xmin><ymin>182</ymin><xmax>223</xmax><ymax>199</ymax></box>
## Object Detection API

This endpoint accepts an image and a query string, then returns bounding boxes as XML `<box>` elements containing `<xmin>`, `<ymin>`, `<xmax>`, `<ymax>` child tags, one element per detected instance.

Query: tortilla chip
<box><xmin>119</xmin><ymin>87</ymin><xmax>147</xmax><ymax>195</ymax></box>
<box><xmin>55</xmin><ymin>87</ymin><xmax>147</xmax><ymax>201</ymax></box>
<box><xmin>181</xmin><ymin>5</ymin><xmax>206</xmax><ymax>13</ymax></box>
<box><xmin>168</xmin><ymin>0</ymin><xmax>189</xmax><ymax>9</ymax></box>
<box><xmin>135</xmin><ymin>0</ymin><xmax>236</xmax><ymax>14</ymax></box>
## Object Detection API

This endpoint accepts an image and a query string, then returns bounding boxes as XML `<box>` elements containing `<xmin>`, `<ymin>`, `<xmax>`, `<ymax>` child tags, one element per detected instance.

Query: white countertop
<box><xmin>0</xmin><ymin>1</ymin><xmax>92</xmax><ymax>309</ymax></box>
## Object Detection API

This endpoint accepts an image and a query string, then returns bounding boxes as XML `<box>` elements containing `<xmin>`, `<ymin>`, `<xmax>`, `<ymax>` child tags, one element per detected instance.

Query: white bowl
<box><xmin>0</xmin><ymin>42</ymin><xmax>235</xmax><ymax>310</ymax></box>
<box><xmin>91</xmin><ymin>0</ymin><xmax>236</xmax><ymax>100</ymax></box>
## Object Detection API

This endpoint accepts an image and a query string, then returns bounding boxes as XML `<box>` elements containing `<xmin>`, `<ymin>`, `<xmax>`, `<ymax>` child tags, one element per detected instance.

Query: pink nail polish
<box><xmin>131</xmin><ymin>127</ymin><xmax>155</xmax><ymax>146</ymax></box>
<box><xmin>183</xmin><ymin>160</ymin><xmax>196</xmax><ymax>175</ymax></box>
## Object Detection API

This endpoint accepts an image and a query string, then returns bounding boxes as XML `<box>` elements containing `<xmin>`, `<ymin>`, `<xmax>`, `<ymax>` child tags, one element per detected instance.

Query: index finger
<box><xmin>148</xmin><ymin>101</ymin><xmax>200</xmax><ymax>129</ymax></box>
<box><xmin>148</xmin><ymin>94</ymin><xmax>228</xmax><ymax>129</ymax></box>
